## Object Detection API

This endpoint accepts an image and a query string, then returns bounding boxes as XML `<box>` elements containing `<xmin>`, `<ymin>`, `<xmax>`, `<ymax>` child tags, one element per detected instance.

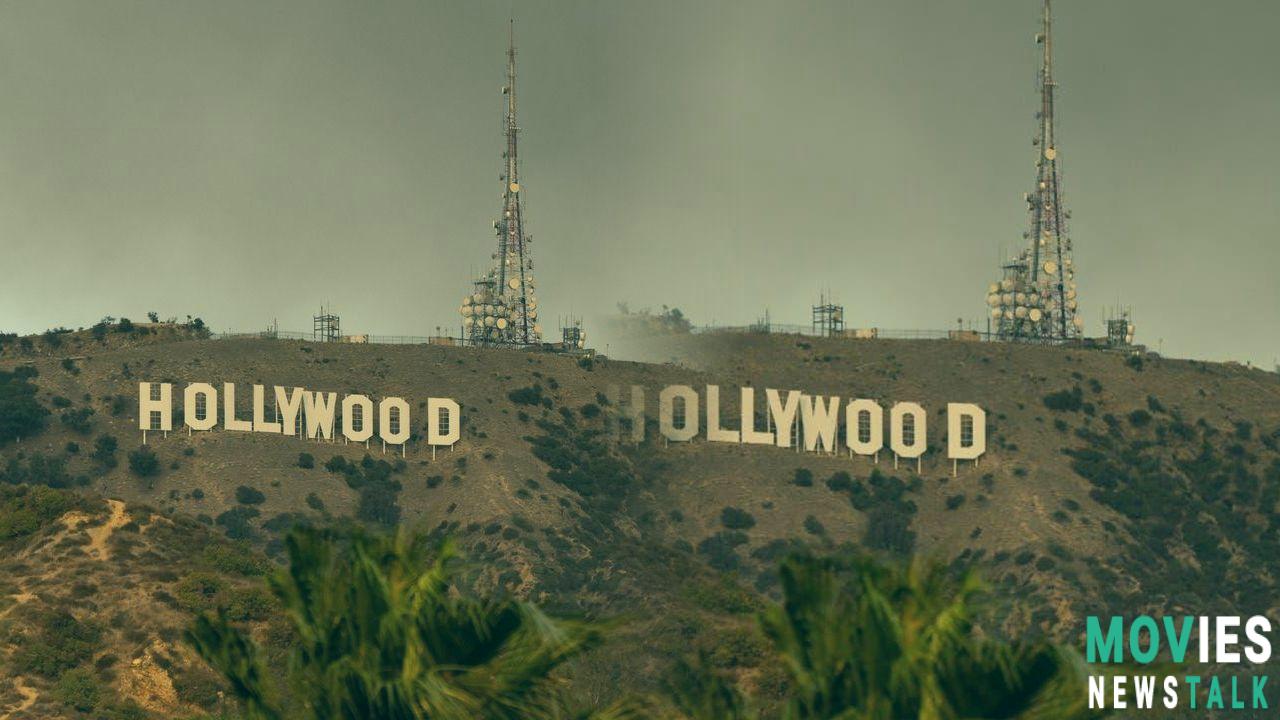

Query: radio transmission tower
<box><xmin>986</xmin><ymin>0</ymin><xmax>1083</xmax><ymax>342</ymax></box>
<box><xmin>460</xmin><ymin>20</ymin><xmax>542</xmax><ymax>346</ymax></box>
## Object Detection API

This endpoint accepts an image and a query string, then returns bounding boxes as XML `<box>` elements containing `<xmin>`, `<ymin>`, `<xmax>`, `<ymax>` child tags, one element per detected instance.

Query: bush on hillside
<box><xmin>10</xmin><ymin>609</ymin><xmax>103</xmax><ymax>679</ymax></box>
<box><xmin>235</xmin><ymin>486</ymin><xmax>266</xmax><ymax>505</ymax></box>
<box><xmin>825</xmin><ymin>471</ymin><xmax>853</xmax><ymax>492</ymax></box>
<box><xmin>0</xmin><ymin>367</ymin><xmax>48</xmax><ymax>443</ymax></box>
<box><xmin>1042</xmin><ymin>387</ymin><xmax>1084</xmax><ymax>412</ymax></box>
<box><xmin>53</xmin><ymin>668</ymin><xmax>101</xmax><ymax>712</ymax></box>
<box><xmin>0</xmin><ymin>453</ymin><xmax>75</xmax><ymax>488</ymax></box>
<box><xmin>60</xmin><ymin>407</ymin><xmax>95</xmax><ymax>435</ymax></box>
<box><xmin>128</xmin><ymin>446</ymin><xmax>159</xmax><ymax>477</ymax></box>
<box><xmin>216</xmin><ymin>506</ymin><xmax>260</xmax><ymax>540</ymax></box>
<box><xmin>859</xmin><ymin>470</ymin><xmax>918</xmax><ymax>555</ymax></box>
<box><xmin>0</xmin><ymin>484</ymin><xmax>82</xmax><ymax>541</ymax></box>
<box><xmin>508</xmin><ymin>385</ymin><xmax>545</xmax><ymax>406</ymax></box>
<box><xmin>92</xmin><ymin>434</ymin><xmax>119</xmax><ymax>469</ymax></box>
<box><xmin>697</xmin><ymin>530</ymin><xmax>749</xmax><ymax>571</ymax></box>
<box><xmin>720</xmin><ymin>506</ymin><xmax>756</xmax><ymax>530</ymax></box>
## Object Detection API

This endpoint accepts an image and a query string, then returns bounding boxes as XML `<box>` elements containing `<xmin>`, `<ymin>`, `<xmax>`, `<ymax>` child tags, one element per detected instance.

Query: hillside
<box><xmin>2</xmin><ymin>325</ymin><xmax>1280</xmax><ymax>717</ymax></box>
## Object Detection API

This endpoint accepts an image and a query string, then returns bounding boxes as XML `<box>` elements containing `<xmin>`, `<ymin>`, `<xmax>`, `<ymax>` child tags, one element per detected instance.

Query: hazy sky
<box><xmin>1</xmin><ymin>1</ymin><xmax>1276</xmax><ymax>367</ymax></box>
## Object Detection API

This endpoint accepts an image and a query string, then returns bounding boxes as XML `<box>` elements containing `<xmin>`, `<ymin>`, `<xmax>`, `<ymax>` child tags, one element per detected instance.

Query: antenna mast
<box><xmin>459</xmin><ymin>20</ymin><xmax>542</xmax><ymax>346</ymax></box>
<box><xmin>986</xmin><ymin>0</ymin><xmax>1082</xmax><ymax>341</ymax></box>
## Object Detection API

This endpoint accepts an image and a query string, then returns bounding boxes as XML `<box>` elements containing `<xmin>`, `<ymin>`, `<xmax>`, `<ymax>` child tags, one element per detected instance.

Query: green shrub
<box><xmin>200</xmin><ymin>542</ymin><xmax>269</xmax><ymax>576</ymax></box>
<box><xmin>175</xmin><ymin>572</ymin><xmax>227</xmax><ymax>613</ymax></box>
<box><xmin>0</xmin><ymin>484</ymin><xmax>80</xmax><ymax>540</ymax></box>
<box><xmin>525</xmin><ymin>417</ymin><xmax>634</xmax><ymax>515</ymax></box>
<box><xmin>60</xmin><ymin>407</ymin><xmax>95</xmax><ymax>434</ymax></box>
<box><xmin>223</xmin><ymin>586</ymin><xmax>275</xmax><ymax>622</ymax></box>
<box><xmin>508</xmin><ymin>385</ymin><xmax>544</xmax><ymax>406</ymax></box>
<box><xmin>825</xmin><ymin>471</ymin><xmax>853</xmax><ymax>492</ymax></box>
<box><xmin>305</xmin><ymin>492</ymin><xmax>325</xmax><ymax>512</ymax></box>
<box><xmin>1235</xmin><ymin>421</ymin><xmax>1254</xmax><ymax>441</ymax></box>
<box><xmin>860</xmin><ymin>470</ymin><xmax>917</xmax><ymax>555</ymax></box>
<box><xmin>0</xmin><ymin>367</ymin><xmax>48</xmax><ymax>443</ymax></box>
<box><xmin>11</xmin><ymin>609</ymin><xmax>103</xmax><ymax>678</ymax></box>
<box><xmin>792</xmin><ymin>468</ymin><xmax>814</xmax><ymax>487</ymax></box>
<box><xmin>681</xmin><ymin>575</ymin><xmax>759</xmax><ymax>614</ymax></box>
<box><xmin>127</xmin><ymin>446</ymin><xmax>160</xmax><ymax>477</ymax></box>
<box><xmin>697</xmin><ymin>530</ymin><xmax>749</xmax><ymax>571</ymax></box>
<box><xmin>297</xmin><ymin>452</ymin><xmax>315</xmax><ymax>469</ymax></box>
<box><xmin>356</xmin><ymin>477</ymin><xmax>402</xmax><ymax>526</ymax></box>
<box><xmin>235</xmin><ymin>485</ymin><xmax>266</xmax><ymax>505</ymax></box>
<box><xmin>1042</xmin><ymin>387</ymin><xmax>1084</xmax><ymax>412</ymax></box>
<box><xmin>54</xmin><ymin>668</ymin><xmax>101</xmax><ymax>712</ymax></box>
<box><xmin>215</xmin><ymin>506</ymin><xmax>260</xmax><ymax>540</ymax></box>
<box><xmin>720</xmin><ymin>506</ymin><xmax>756</xmax><ymax>530</ymax></box>
<box><xmin>0</xmin><ymin>452</ymin><xmax>73</xmax><ymax>488</ymax></box>
<box><xmin>264</xmin><ymin>512</ymin><xmax>309</xmax><ymax>535</ymax></box>
<box><xmin>864</xmin><ymin>507</ymin><xmax>915</xmax><ymax>555</ymax></box>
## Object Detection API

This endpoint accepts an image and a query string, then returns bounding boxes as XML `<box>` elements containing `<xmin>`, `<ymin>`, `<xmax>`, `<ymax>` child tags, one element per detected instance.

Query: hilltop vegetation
<box><xmin>0</xmin><ymin>325</ymin><xmax>1278</xmax><ymax>716</ymax></box>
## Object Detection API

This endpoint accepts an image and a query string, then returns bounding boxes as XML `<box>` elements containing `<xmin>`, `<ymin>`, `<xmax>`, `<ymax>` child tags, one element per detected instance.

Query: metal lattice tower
<box><xmin>1105</xmin><ymin>305</ymin><xmax>1136</xmax><ymax>347</ymax></box>
<box><xmin>313</xmin><ymin>307</ymin><xmax>340</xmax><ymax>342</ymax></box>
<box><xmin>811</xmin><ymin>294</ymin><xmax>845</xmax><ymax>338</ymax></box>
<box><xmin>460</xmin><ymin>21</ymin><xmax>542</xmax><ymax>346</ymax></box>
<box><xmin>986</xmin><ymin>0</ymin><xmax>1082</xmax><ymax>342</ymax></box>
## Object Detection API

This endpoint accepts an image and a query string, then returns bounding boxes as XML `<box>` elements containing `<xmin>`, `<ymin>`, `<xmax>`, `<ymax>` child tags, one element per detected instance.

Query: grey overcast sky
<box><xmin>0</xmin><ymin>1</ymin><xmax>1276</xmax><ymax>367</ymax></box>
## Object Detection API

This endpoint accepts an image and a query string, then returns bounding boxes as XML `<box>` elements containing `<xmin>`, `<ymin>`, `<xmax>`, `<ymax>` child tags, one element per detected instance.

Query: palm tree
<box><xmin>188</xmin><ymin>525</ymin><xmax>605</xmax><ymax>720</ymax></box>
<box><xmin>759</xmin><ymin>554</ymin><xmax>1104</xmax><ymax>720</ymax></box>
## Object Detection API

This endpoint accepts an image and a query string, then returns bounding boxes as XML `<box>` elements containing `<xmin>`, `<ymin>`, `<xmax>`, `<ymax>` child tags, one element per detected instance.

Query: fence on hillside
<box><xmin>691</xmin><ymin>323</ymin><xmax>987</xmax><ymax>342</ymax></box>
<box><xmin>213</xmin><ymin>329</ymin><xmax>445</xmax><ymax>345</ymax></box>
<box><xmin>211</xmin><ymin>324</ymin><xmax>1135</xmax><ymax>352</ymax></box>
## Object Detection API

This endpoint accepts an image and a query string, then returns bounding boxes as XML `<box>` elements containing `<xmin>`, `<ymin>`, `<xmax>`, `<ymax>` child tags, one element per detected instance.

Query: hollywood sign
<box><xmin>608</xmin><ymin>385</ymin><xmax>986</xmax><ymax>470</ymax></box>
<box><xmin>136</xmin><ymin>381</ymin><xmax>986</xmax><ymax>469</ymax></box>
<box><xmin>136</xmin><ymin>382</ymin><xmax>460</xmax><ymax>448</ymax></box>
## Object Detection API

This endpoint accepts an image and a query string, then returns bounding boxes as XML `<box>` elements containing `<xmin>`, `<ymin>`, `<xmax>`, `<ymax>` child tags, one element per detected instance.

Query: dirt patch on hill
<box><xmin>59</xmin><ymin>498</ymin><xmax>129</xmax><ymax>561</ymax></box>
<box><xmin>0</xmin><ymin>678</ymin><xmax>38</xmax><ymax>720</ymax></box>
